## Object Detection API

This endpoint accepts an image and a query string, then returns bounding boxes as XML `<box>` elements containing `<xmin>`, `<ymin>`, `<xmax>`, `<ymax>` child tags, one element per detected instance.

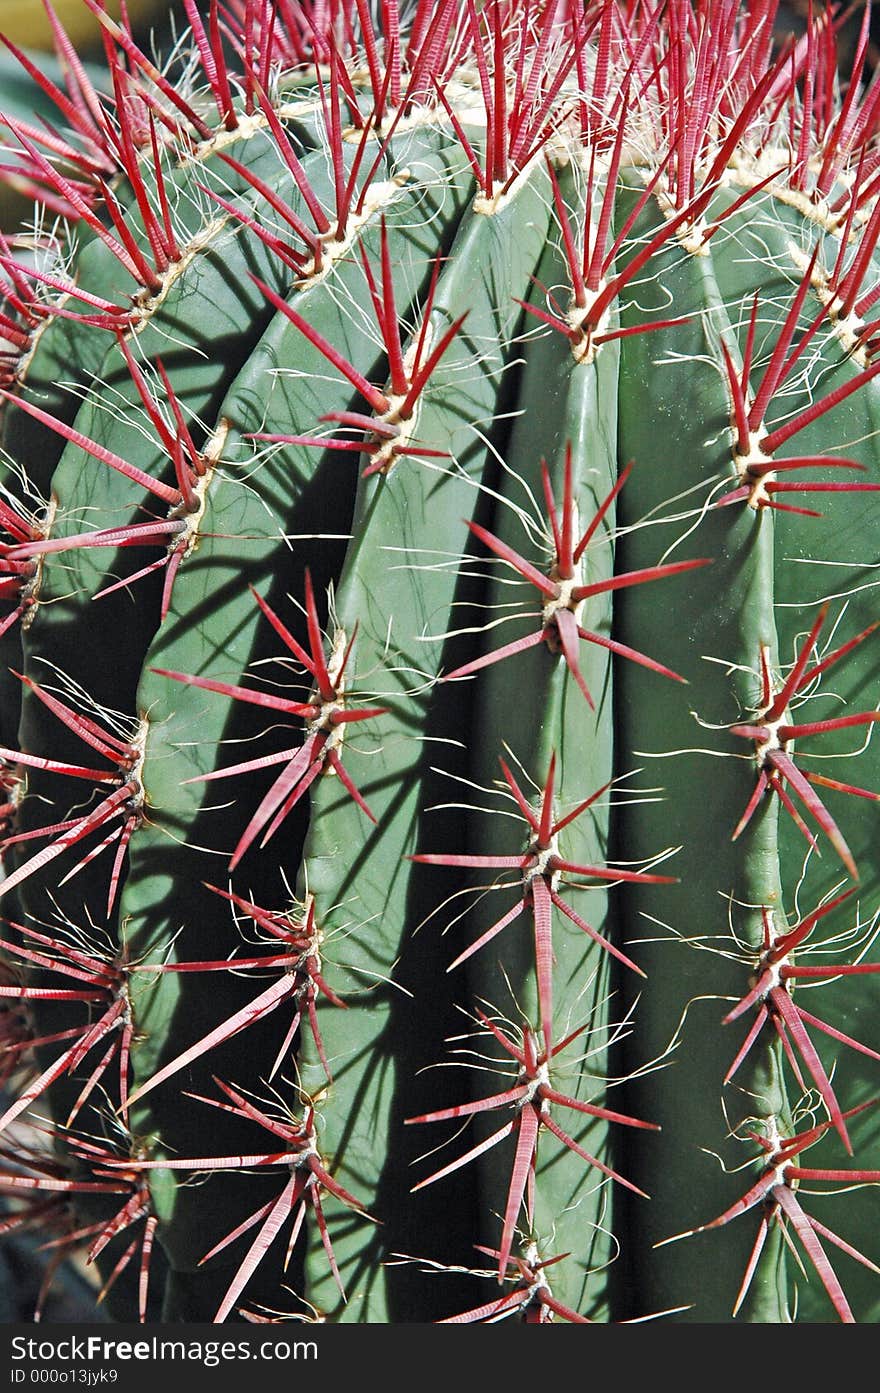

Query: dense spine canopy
<box><xmin>0</xmin><ymin>0</ymin><xmax>879</xmax><ymax>1324</ymax></box>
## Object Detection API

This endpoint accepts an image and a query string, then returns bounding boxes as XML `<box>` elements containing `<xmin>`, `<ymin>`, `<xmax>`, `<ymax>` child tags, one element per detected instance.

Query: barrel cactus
<box><xmin>1</xmin><ymin>0</ymin><xmax>879</xmax><ymax>1325</ymax></box>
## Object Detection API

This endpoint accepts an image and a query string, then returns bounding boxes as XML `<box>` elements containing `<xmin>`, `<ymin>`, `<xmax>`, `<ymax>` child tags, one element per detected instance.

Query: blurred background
<box><xmin>2</xmin><ymin>0</ymin><xmax>168</xmax><ymax>48</ymax></box>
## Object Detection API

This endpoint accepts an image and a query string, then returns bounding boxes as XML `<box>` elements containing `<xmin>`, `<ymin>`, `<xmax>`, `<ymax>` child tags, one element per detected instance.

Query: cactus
<box><xmin>1</xmin><ymin>0</ymin><xmax>880</xmax><ymax>1326</ymax></box>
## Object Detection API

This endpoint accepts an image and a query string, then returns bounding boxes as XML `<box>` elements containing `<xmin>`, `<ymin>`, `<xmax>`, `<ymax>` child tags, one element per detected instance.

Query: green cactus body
<box><xmin>1</xmin><ymin>0</ymin><xmax>880</xmax><ymax>1327</ymax></box>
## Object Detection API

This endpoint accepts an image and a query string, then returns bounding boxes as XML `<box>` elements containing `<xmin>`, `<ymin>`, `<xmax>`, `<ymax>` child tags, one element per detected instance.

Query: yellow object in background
<box><xmin>0</xmin><ymin>0</ymin><xmax>168</xmax><ymax>50</ymax></box>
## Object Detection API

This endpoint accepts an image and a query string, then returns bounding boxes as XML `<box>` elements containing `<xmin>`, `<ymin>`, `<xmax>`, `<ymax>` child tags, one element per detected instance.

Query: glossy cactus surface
<box><xmin>1</xmin><ymin>0</ymin><xmax>879</xmax><ymax>1325</ymax></box>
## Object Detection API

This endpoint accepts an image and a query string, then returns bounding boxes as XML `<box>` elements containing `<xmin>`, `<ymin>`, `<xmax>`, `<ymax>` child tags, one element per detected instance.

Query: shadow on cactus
<box><xmin>0</xmin><ymin>0</ymin><xmax>879</xmax><ymax>1324</ymax></box>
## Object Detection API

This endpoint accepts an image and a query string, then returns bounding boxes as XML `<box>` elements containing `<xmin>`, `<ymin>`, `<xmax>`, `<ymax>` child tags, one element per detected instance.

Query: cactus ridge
<box><xmin>1</xmin><ymin>0</ymin><xmax>880</xmax><ymax>1325</ymax></box>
